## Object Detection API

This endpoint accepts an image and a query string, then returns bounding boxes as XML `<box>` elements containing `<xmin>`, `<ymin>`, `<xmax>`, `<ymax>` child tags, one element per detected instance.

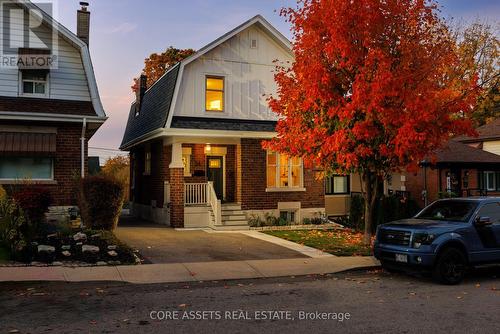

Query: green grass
<box><xmin>263</xmin><ymin>229</ymin><xmax>372</xmax><ymax>256</ymax></box>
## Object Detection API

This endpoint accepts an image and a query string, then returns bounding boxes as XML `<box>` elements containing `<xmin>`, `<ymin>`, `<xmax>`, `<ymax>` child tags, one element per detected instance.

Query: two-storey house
<box><xmin>121</xmin><ymin>16</ymin><xmax>327</xmax><ymax>229</ymax></box>
<box><xmin>0</xmin><ymin>1</ymin><xmax>106</xmax><ymax>208</ymax></box>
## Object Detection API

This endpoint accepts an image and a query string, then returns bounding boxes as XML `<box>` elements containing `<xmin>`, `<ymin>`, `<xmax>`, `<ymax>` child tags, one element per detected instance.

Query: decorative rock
<box><xmin>73</xmin><ymin>232</ymin><xmax>87</xmax><ymax>242</ymax></box>
<box><xmin>37</xmin><ymin>245</ymin><xmax>55</xmax><ymax>253</ymax></box>
<box><xmin>62</xmin><ymin>245</ymin><xmax>71</xmax><ymax>250</ymax></box>
<box><xmin>76</xmin><ymin>242</ymin><xmax>83</xmax><ymax>246</ymax></box>
<box><xmin>96</xmin><ymin>261</ymin><xmax>107</xmax><ymax>266</ymax></box>
<box><xmin>107</xmin><ymin>250</ymin><xmax>118</xmax><ymax>257</ymax></box>
<box><xmin>47</xmin><ymin>233</ymin><xmax>58</xmax><ymax>238</ymax></box>
<box><xmin>62</xmin><ymin>250</ymin><xmax>72</xmax><ymax>257</ymax></box>
<box><xmin>107</xmin><ymin>245</ymin><xmax>117</xmax><ymax>250</ymax></box>
<box><xmin>91</xmin><ymin>233</ymin><xmax>102</xmax><ymax>238</ymax></box>
<box><xmin>82</xmin><ymin>245</ymin><xmax>100</xmax><ymax>253</ymax></box>
<box><xmin>107</xmin><ymin>261</ymin><xmax>121</xmax><ymax>266</ymax></box>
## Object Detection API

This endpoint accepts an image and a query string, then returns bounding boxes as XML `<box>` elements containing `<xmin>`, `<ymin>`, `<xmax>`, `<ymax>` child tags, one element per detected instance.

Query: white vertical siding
<box><xmin>0</xmin><ymin>0</ymin><xmax>91</xmax><ymax>101</ymax></box>
<box><xmin>173</xmin><ymin>25</ymin><xmax>293</xmax><ymax>121</ymax></box>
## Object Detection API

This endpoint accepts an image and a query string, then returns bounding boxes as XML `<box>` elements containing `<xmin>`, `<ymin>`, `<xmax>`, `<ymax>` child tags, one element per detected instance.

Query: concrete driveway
<box><xmin>115</xmin><ymin>217</ymin><xmax>306</xmax><ymax>264</ymax></box>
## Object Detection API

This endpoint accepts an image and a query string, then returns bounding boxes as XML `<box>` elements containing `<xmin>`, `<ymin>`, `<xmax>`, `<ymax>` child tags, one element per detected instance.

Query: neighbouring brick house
<box><xmin>0</xmin><ymin>2</ymin><xmax>106</xmax><ymax>208</ymax></box>
<box><xmin>405</xmin><ymin>131</ymin><xmax>500</xmax><ymax>208</ymax></box>
<box><xmin>121</xmin><ymin>16</ymin><xmax>327</xmax><ymax>229</ymax></box>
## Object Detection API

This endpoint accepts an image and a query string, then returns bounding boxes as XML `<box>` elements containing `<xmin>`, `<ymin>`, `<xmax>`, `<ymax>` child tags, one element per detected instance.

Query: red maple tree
<box><xmin>265</xmin><ymin>0</ymin><xmax>479</xmax><ymax>243</ymax></box>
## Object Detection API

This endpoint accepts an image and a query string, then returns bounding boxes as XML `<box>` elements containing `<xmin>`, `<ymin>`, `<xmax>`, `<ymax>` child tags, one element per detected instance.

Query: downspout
<box><xmin>81</xmin><ymin>118</ymin><xmax>87</xmax><ymax>178</ymax></box>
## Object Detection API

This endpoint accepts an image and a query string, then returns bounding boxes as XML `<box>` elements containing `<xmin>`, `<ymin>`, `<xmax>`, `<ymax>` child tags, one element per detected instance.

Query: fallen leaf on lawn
<box><xmin>475</xmin><ymin>284</ymin><xmax>481</xmax><ymax>288</ymax></box>
<box><xmin>457</xmin><ymin>296</ymin><xmax>463</xmax><ymax>299</ymax></box>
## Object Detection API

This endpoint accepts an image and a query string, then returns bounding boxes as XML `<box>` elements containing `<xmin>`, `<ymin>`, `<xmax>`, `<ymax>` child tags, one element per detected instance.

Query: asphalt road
<box><xmin>0</xmin><ymin>268</ymin><xmax>499</xmax><ymax>334</ymax></box>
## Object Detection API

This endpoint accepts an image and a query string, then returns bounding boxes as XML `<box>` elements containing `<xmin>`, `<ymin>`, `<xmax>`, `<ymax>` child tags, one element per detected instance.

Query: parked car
<box><xmin>374</xmin><ymin>198</ymin><xmax>500</xmax><ymax>284</ymax></box>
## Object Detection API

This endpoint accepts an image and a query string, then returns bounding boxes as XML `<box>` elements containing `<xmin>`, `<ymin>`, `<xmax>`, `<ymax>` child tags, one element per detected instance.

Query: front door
<box><xmin>207</xmin><ymin>156</ymin><xmax>224</xmax><ymax>200</ymax></box>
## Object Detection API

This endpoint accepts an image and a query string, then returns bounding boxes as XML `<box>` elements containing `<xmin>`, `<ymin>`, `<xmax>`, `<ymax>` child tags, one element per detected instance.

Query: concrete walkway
<box><xmin>0</xmin><ymin>256</ymin><xmax>379</xmax><ymax>284</ymax></box>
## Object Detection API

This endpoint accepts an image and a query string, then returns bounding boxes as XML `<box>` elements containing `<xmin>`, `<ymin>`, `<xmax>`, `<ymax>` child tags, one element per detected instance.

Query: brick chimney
<box><xmin>77</xmin><ymin>2</ymin><xmax>90</xmax><ymax>45</ymax></box>
<box><xmin>135</xmin><ymin>74</ymin><xmax>147</xmax><ymax>116</ymax></box>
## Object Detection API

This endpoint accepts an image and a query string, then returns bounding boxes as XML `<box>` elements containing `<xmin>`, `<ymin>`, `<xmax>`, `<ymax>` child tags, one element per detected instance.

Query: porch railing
<box><xmin>207</xmin><ymin>181</ymin><xmax>222</xmax><ymax>226</ymax></box>
<box><xmin>183</xmin><ymin>182</ymin><xmax>222</xmax><ymax>226</ymax></box>
<box><xmin>184</xmin><ymin>183</ymin><xmax>208</xmax><ymax>205</ymax></box>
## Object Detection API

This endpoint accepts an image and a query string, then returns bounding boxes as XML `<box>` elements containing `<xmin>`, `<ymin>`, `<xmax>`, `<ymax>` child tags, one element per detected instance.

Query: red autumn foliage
<box><xmin>265</xmin><ymin>0</ymin><xmax>480</xmax><ymax>242</ymax></box>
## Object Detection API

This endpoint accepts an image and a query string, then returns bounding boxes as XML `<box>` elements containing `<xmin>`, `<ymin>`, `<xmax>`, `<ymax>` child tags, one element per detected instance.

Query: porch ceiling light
<box><xmin>205</xmin><ymin>144</ymin><xmax>212</xmax><ymax>154</ymax></box>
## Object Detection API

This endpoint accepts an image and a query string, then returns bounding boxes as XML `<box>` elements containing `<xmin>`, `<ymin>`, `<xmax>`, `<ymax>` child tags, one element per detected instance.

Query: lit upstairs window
<box><xmin>206</xmin><ymin>76</ymin><xmax>224</xmax><ymax>112</ymax></box>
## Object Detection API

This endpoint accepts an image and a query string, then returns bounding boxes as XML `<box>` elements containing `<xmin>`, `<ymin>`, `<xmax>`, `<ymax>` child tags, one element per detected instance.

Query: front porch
<box><xmin>164</xmin><ymin>140</ymin><xmax>248</xmax><ymax>230</ymax></box>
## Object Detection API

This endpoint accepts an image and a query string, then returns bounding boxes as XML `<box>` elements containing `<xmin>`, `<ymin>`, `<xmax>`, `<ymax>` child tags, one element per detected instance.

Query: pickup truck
<box><xmin>374</xmin><ymin>198</ymin><xmax>500</xmax><ymax>284</ymax></box>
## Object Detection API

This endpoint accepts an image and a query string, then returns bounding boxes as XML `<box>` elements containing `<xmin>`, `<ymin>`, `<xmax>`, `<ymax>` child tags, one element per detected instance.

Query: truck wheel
<box><xmin>432</xmin><ymin>248</ymin><xmax>467</xmax><ymax>285</ymax></box>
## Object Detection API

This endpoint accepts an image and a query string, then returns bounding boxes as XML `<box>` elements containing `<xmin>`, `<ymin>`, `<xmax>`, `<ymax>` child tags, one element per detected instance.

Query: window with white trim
<box><xmin>484</xmin><ymin>171</ymin><xmax>496</xmax><ymax>191</ymax></box>
<box><xmin>280</xmin><ymin>210</ymin><xmax>296</xmax><ymax>223</ymax></box>
<box><xmin>325</xmin><ymin>175</ymin><xmax>350</xmax><ymax>195</ymax></box>
<box><xmin>21</xmin><ymin>70</ymin><xmax>48</xmax><ymax>96</ymax></box>
<box><xmin>266</xmin><ymin>151</ymin><xmax>303</xmax><ymax>189</ymax></box>
<box><xmin>205</xmin><ymin>76</ymin><xmax>224</xmax><ymax>112</ymax></box>
<box><xmin>0</xmin><ymin>157</ymin><xmax>53</xmax><ymax>180</ymax></box>
<box><xmin>182</xmin><ymin>154</ymin><xmax>191</xmax><ymax>176</ymax></box>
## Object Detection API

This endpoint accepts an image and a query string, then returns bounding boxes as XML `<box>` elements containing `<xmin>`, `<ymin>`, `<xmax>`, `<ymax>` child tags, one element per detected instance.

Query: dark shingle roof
<box><xmin>120</xmin><ymin>64</ymin><xmax>180</xmax><ymax>149</ymax></box>
<box><xmin>171</xmin><ymin>116</ymin><xmax>277</xmax><ymax>132</ymax></box>
<box><xmin>457</xmin><ymin>118</ymin><xmax>500</xmax><ymax>143</ymax></box>
<box><xmin>432</xmin><ymin>140</ymin><xmax>500</xmax><ymax>164</ymax></box>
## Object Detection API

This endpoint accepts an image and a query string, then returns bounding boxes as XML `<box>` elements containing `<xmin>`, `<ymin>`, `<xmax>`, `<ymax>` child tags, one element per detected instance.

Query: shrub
<box><xmin>248</xmin><ymin>214</ymin><xmax>264</xmax><ymax>227</ymax></box>
<box><xmin>0</xmin><ymin>185</ymin><xmax>6</xmax><ymax>201</ymax></box>
<box><xmin>78</xmin><ymin>176</ymin><xmax>125</xmax><ymax>230</ymax></box>
<box><xmin>348</xmin><ymin>194</ymin><xmax>365</xmax><ymax>231</ymax></box>
<box><xmin>0</xmin><ymin>198</ymin><xmax>30</xmax><ymax>261</ymax></box>
<box><xmin>11</xmin><ymin>186</ymin><xmax>52</xmax><ymax>224</ymax></box>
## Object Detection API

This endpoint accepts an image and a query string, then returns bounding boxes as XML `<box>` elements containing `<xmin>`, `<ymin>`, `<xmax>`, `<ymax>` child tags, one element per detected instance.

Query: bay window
<box><xmin>266</xmin><ymin>151</ymin><xmax>303</xmax><ymax>190</ymax></box>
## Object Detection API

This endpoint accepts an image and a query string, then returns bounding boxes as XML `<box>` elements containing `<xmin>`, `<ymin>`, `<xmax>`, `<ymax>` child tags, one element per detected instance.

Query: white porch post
<box><xmin>169</xmin><ymin>142</ymin><xmax>184</xmax><ymax>169</ymax></box>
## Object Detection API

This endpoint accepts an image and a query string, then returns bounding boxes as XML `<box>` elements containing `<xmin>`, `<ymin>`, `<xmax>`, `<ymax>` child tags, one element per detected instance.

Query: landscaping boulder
<box><xmin>73</xmin><ymin>232</ymin><xmax>87</xmax><ymax>242</ymax></box>
<box><xmin>82</xmin><ymin>245</ymin><xmax>100</xmax><ymax>253</ymax></box>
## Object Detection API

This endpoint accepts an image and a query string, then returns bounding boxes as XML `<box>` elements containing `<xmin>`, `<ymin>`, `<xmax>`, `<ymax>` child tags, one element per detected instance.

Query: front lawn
<box><xmin>263</xmin><ymin>229</ymin><xmax>372</xmax><ymax>256</ymax></box>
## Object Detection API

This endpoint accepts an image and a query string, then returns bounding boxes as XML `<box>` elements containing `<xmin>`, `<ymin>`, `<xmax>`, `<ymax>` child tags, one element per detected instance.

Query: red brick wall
<box><xmin>130</xmin><ymin>139</ymin><xmax>169</xmax><ymax>208</ymax></box>
<box><xmin>405</xmin><ymin>167</ymin><xmax>440</xmax><ymax>207</ymax></box>
<box><xmin>0</xmin><ymin>121</ymin><xmax>97</xmax><ymax>206</ymax></box>
<box><xmin>239</xmin><ymin>138</ymin><xmax>324</xmax><ymax>210</ymax></box>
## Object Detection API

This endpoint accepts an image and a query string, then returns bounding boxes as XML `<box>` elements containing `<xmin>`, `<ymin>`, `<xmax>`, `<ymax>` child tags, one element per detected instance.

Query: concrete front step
<box><xmin>221</xmin><ymin>204</ymin><xmax>242</xmax><ymax>211</ymax></box>
<box><xmin>221</xmin><ymin>219</ymin><xmax>248</xmax><ymax>226</ymax></box>
<box><xmin>221</xmin><ymin>215</ymin><xmax>247</xmax><ymax>221</ymax></box>
<box><xmin>221</xmin><ymin>210</ymin><xmax>245</xmax><ymax>215</ymax></box>
<box><xmin>212</xmin><ymin>224</ymin><xmax>250</xmax><ymax>231</ymax></box>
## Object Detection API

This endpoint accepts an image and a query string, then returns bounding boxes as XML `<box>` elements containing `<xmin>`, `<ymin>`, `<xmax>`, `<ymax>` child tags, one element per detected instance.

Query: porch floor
<box><xmin>116</xmin><ymin>216</ymin><xmax>307</xmax><ymax>264</ymax></box>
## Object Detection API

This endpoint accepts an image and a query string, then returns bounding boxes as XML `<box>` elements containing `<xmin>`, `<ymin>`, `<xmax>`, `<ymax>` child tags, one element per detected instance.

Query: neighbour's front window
<box><xmin>206</xmin><ymin>76</ymin><xmax>224</xmax><ymax>111</ymax></box>
<box><xmin>21</xmin><ymin>70</ymin><xmax>48</xmax><ymax>96</ymax></box>
<box><xmin>267</xmin><ymin>151</ymin><xmax>303</xmax><ymax>189</ymax></box>
<box><xmin>483</xmin><ymin>171</ymin><xmax>497</xmax><ymax>191</ymax></box>
<box><xmin>325</xmin><ymin>175</ymin><xmax>349</xmax><ymax>195</ymax></box>
<box><xmin>0</xmin><ymin>157</ymin><xmax>53</xmax><ymax>180</ymax></box>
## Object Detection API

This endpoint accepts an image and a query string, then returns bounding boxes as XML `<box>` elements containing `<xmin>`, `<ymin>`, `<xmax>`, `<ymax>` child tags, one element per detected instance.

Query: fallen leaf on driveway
<box><xmin>178</xmin><ymin>304</ymin><xmax>188</xmax><ymax>308</ymax></box>
<box><xmin>8</xmin><ymin>330</ymin><xmax>19</xmax><ymax>333</ymax></box>
<box><xmin>475</xmin><ymin>283</ymin><xmax>481</xmax><ymax>288</ymax></box>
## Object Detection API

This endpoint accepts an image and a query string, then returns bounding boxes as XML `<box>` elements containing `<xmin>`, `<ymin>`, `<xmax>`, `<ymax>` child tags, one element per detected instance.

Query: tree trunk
<box><xmin>362</xmin><ymin>171</ymin><xmax>380</xmax><ymax>245</ymax></box>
